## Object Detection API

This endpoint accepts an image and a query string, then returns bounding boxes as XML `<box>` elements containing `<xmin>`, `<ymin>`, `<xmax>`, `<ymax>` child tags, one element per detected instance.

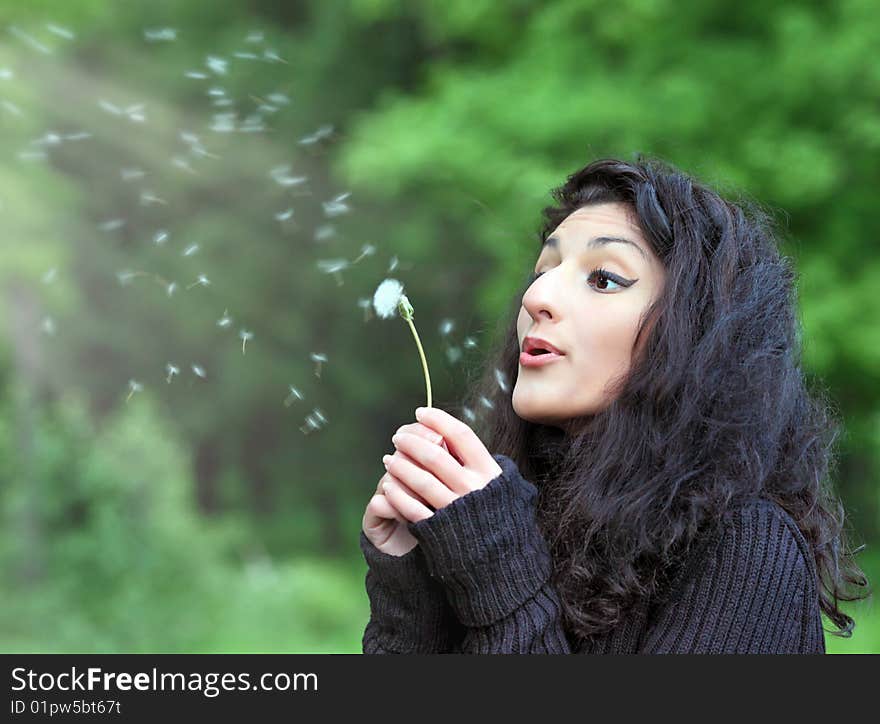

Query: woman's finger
<box><xmin>382</xmin><ymin>479</ymin><xmax>434</xmax><ymax>523</ymax></box>
<box><xmin>369</xmin><ymin>492</ymin><xmax>406</xmax><ymax>524</ymax></box>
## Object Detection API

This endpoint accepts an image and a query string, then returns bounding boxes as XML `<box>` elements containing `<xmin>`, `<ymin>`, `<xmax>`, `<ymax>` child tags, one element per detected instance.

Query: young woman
<box><xmin>359</xmin><ymin>156</ymin><xmax>871</xmax><ymax>654</ymax></box>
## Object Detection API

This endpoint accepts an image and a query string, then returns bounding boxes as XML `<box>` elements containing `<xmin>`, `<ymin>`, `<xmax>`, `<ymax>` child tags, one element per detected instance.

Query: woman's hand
<box><xmin>361</xmin><ymin>421</ymin><xmax>448</xmax><ymax>557</ymax></box>
<box><xmin>381</xmin><ymin>406</ymin><xmax>504</xmax><ymax>524</ymax></box>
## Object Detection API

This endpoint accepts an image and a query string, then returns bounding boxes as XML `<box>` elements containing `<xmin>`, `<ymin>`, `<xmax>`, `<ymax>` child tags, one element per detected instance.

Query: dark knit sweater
<box><xmin>360</xmin><ymin>453</ymin><xmax>825</xmax><ymax>654</ymax></box>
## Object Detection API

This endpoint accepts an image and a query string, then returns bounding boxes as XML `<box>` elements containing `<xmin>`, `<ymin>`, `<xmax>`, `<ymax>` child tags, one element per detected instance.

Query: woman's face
<box><xmin>514</xmin><ymin>202</ymin><xmax>666</xmax><ymax>431</ymax></box>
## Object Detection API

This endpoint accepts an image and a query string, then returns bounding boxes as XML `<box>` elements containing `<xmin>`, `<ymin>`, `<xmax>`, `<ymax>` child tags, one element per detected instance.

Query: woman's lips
<box><xmin>519</xmin><ymin>351</ymin><xmax>564</xmax><ymax>368</ymax></box>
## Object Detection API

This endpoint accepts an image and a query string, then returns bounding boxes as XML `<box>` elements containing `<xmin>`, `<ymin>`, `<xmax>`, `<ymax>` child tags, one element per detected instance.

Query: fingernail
<box><xmin>415</xmin><ymin>407</ymin><xmax>426</xmax><ymax>419</ymax></box>
<box><xmin>382</xmin><ymin>454</ymin><xmax>391</xmax><ymax>466</ymax></box>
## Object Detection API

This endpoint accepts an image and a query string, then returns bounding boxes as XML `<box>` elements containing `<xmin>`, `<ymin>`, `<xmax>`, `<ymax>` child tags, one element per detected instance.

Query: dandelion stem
<box><xmin>404</xmin><ymin>316</ymin><xmax>432</xmax><ymax>408</ymax></box>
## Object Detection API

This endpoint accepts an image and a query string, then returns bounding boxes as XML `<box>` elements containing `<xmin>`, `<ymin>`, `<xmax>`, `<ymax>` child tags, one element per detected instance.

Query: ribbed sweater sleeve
<box><xmin>406</xmin><ymin>454</ymin><xmax>573</xmax><ymax>653</ymax></box>
<box><xmin>638</xmin><ymin>499</ymin><xmax>825</xmax><ymax>654</ymax></box>
<box><xmin>359</xmin><ymin>530</ymin><xmax>464</xmax><ymax>653</ymax></box>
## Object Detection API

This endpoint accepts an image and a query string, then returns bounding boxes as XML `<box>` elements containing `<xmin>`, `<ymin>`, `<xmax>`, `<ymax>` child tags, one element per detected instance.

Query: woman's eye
<box><xmin>529</xmin><ymin>268</ymin><xmax>632</xmax><ymax>292</ymax></box>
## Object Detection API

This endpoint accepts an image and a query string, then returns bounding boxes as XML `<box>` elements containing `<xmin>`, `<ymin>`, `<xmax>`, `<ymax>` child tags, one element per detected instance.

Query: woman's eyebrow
<box><xmin>542</xmin><ymin>235</ymin><xmax>648</xmax><ymax>263</ymax></box>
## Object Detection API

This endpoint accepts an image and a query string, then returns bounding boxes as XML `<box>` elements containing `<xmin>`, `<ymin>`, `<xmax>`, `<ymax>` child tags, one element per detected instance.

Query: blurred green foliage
<box><xmin>0</xmin><ymin>0</ymin><xmax>876</xmax><ymax>652</ymax></box>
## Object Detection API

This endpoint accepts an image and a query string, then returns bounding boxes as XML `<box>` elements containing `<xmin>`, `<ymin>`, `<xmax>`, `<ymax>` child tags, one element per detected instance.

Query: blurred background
<box><xmin>0</xmin><ymin>0</ymin><xmax>877</xmax><ymax>653</ymax></box>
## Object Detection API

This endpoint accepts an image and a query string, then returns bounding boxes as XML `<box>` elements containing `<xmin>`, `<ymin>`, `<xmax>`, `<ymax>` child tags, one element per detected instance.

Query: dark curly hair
<box><xmin>458</xmin><ymin>155</ymin><xmax>871</xmax><ymax>644</ymax></box>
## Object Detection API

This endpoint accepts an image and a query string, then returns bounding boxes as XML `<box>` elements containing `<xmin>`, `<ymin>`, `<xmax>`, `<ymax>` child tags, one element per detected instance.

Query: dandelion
<box><xmin>206</xmin><ymin>55</ymin><xmax>228</xmax><ymax>75</ymax></box>
<box><xmin>2</xmin><ymin>100</ymin><xmax>23</xmax><ymax>116</ymax></box>
<box><xmin>357</xmin><ymin>297</ymin><xmax>372</xmax><ymax>322</ymax></box>
<box><xmin>316</xmin><ymin>258</ymin><xmax>349</xmax><ymax>286</ymax></box>
<box><xmin>283</xmin><ymin>385</ymin><xmax>304</xmax><ymax>407</ymax></box>
<box><xmin>372</xmin><ymin>278</ymin><xmax>432</xmax><ymax>408</ymax></box>
<box><xmin>165</xmin><ymin>363</ymin><xmax>179</xmax><ymax>383</ymax></box>
<box><xmin>239</xmin><ymin>329</ymin><xmax>253</xmax><ymax>354</ymax></box>
<box><xmin>186</xmin><ymin>274</ymin><xmax>210</xmax><ymax>290</ymax></box>
<box><xmin>314</xmin><ymin>225</ymin><xmax>335</xmax><ymax>242</ymax></box>
<box><xmin>126</xmin><ymin>379</ymin><xmax>143</xmax><ymax>403</ymax></box>
<box><xmin>192</xmin><ymin>364</ymin><xmax>207</xmax><ymax>379</ymax></box>
<box><xmin>182</xmin><ymin>243</ymin><xmax>199</xmax><ymax>257</ymax></box>
<box><xmin>46</xmin><ymin>24</ymin><xmax>75</xmax><ymax>40</ymax></box>
<box><xmin>144</xmin><ymin>28</ymin><xmax>177</xmax><ymax>42</ymax></box>
<box><xmin>322</xmin><ymin>192</ymin><xmax>351</xmax><ymax>218</ymax></box>
<box><xmin>494</xmin><ymin>368</ymin><xmax>509</xmax><ymax>393</ymax></box>
<box><xmin>217</xmin><ymin>309</ymin><xmax>232</xmax><ymax>327</ymax></box>
<box><xmin>351</xmin><ymin>243</ymin><xmax>376</xmax><ymax>264</ymax></box>
<box><xmin>310</xmin><ymin>352</ymin><xmax>327</xmax><ymax>379</ymax></box>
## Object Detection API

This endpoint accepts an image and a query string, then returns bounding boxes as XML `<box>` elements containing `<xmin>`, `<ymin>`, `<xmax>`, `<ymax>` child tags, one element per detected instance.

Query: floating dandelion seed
<box><xmin>275</xmin><ymin>208</ymin><xmax>294</xmax><ymax>222</ymax></box>
<box><xmin>239</xmin><ymin>114</ymin><xmax>266</xmax><ymax>133</ymax></box>
<box><xmin>185</xmin><ymin>70</ymin><xmax>209</xmax><ymax>79</ymax></box>
<box><xmin>245</xmin><ymin>30</ymin><xmax>264</xmax><ymax>43</ymax></box>
<box><xmin>191</xmin><ymin>364</ymin><xmax>206</xmax><ymax>379</ymax></box>
<box><xmin>18</xmin><ymin>150</ymin><xmax>47</xmax><ymax>162</ymax></box>
<box><xmin>99</xmin><ymin>218</ymin><xmax>126</xmax><ymax>232</ymax></box>
<box><xmin>42</xmin><ymin>268</ymin><xmax>57</xmax><ymax>284</ymax></box>
<box><xmin>182</xmin><ymin>243</ymin><xmax>199</xmax><ymax>257</ymax></box>
<box><xmin>98</xmin><ymin>99</ymin><xmax>122</xmax><ymax>115</ymax></box>
<box><xmin>314</xmin><ymin>225</ymin><xmax>335</xmax><ymax>242</ymax></box>
<box><xmin>2</xmin><ymin>100</ymin><xmax>23</xmax><ymax>116</ymax></box>
<box><xmin>463</xmin><ymin>407</ymin><xmax>476</xmax><ymax>424</ymax></box>
<box><xmin>166</xmin><ymin>281</ymin><xmax>177</xmax><ymax>297</ymax></box>
<box><xmin>171</xmin><ymin>156</ymin><xmax>196</xmax><ymax>173</ymax></box>
<box><xmin>316</xmin><ymin>258</ymin><xmax>349</xmax><ymax>286</ymax></box>
<box><xmin>210</xmin><ymin>113</ymin><xmax>236</xmax><ymax>132</ymax></box>
<box><xmin>439</xmin><ymin>319</ymin><xmax>454</xmax><ymax>336</ymax></box>
<box><xmin>126</xmin><ymin>379</ymin><xmax>143</xmax><ymax>402</ymax></box>
<box><xmin>10</xmin><ymin>26</ymin><xmax>51</xmax><ymax>54</ymax></box>
<box><xmin>140</xmin><ymin>191</ymin><xmax>167</xmax><ymax>206</ymax></box>
<box><xmin>479</xmin><ymin>395</ymin><xmax>494</xmax><ymax>410</ymax></box>
<box><xmin>372</xmin><ymin>278</ymin><xmax>433</xmax><ymax>407</ymax></box>
<box><xmin>239</xmin><ymin>329</ymin><xmax>253</xmax><ymax>354</ymax></box>
<box><xmin>40</xmin><ymin>316</ymin><xmax>55</xmax><ymax>336</ymax></box>
<box><xmin>233</xmin><ymin>51</ymin><xmax>259</xmax><ymax>60</ymax></box>
<box><xmin>165</xmin><ymin>363</ymin><xmax>179</xmax><ymax>383</ymax></box>
<box><xmin>144</xmin><ymin>28</ymin><xmax>177</xmax><ymax>42</ymax></box>
<box><xmin>463</xmin><ymin>336</ymin><xmax>477</xmax><ymax>349</ymax></box>
<box><xmin>153</xmin><ymin>230</ymin><xmax>169</xmax><ymax>245</ymax></box>
<box><xmin>46</xmin><ymin>24</ymin><xmax>75</xmax><ymax>40</ymax></box>
<box><xmin>217</xmin><ymin>309</ymin><xmax>232</xmax><ymax>328</ymax></box>
<box><xmin>267</xmin><ymin>92</ymin><xmax>290</xmax><ymax>105</ymax></box>
<box><xmin>263</xmin><ymin>49</ymin><xmax>287</xmax><ymax>63</ymax></box>
<box><xmin>298</xmin><ymin>124</ymin><xmax>333</xmax><ymax>145</ymax></box>
<box><xmin>494</xmin><ymin>368</ymin><xmax>509</xmax><ymax>393</ymax></box>
<box><xmin>63</xmin><ymin>132</ymin><xmax>91</xmax><ymax>141</ymax></box>
<box><xmin>121</xmin><ymin>167</ymin><xmax>145</xmax><ymax>181</ymax></box>
<box><xmin>206</xmin><ymin>55</ymin><xmax>228</xmax><ymax>75</ymax></box>
<box><xmin>310</xmin><ymin>352</ymin><xmax>328</xmax><ymax>379</ymax></box>
<box><xmin>117</xmin><ymin>270</ymin><xmax>136</xmax><ymax>286</ymax></box>
<box><xmin>284</xmin><ymin>385</ymin><xmax>304</xmax><ymax>406</ymax></box>
<box><xmin>322</xmin><ymin>192</ymin><xmax>351</xmax><ymax>218</ymax></box>
<box><xmin>446</xmin><ymin>347</ymin><xmax>462</xmax><ymax>365</ymax></box>
<box><xmin>0</xmin><ymin>69</ymin><xmax>14</xmax><ymax>80</ymax></box>
<box><xmin>388</xmin><ymin>256</ymin><xmax>399</xmax><ymax>272</ymax></box>
<box><xmin>357</xmin><ymin>297</ymin><xmax>373</xmax><ymax>322</ymax></box>
<box><xmin>299</xmin><ymin>407</ymin><xmax>328</xmax><ymax>435</ymax></box>
<box><xmin>351</xmin><ymin>244</ymin><xmax>376</xmax><ymax>264</ymax></box>
<box><xmin>186</xmin><ymin>274</ymin><xmax>210</xmax><ymax>290</ymax></box>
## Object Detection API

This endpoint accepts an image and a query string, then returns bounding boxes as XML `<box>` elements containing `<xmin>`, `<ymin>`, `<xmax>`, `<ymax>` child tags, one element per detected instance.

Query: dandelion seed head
<box><xmin>372</xmin><ymin>278</ymin><xmax>405</xmax><ymax>319</ymax></box>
